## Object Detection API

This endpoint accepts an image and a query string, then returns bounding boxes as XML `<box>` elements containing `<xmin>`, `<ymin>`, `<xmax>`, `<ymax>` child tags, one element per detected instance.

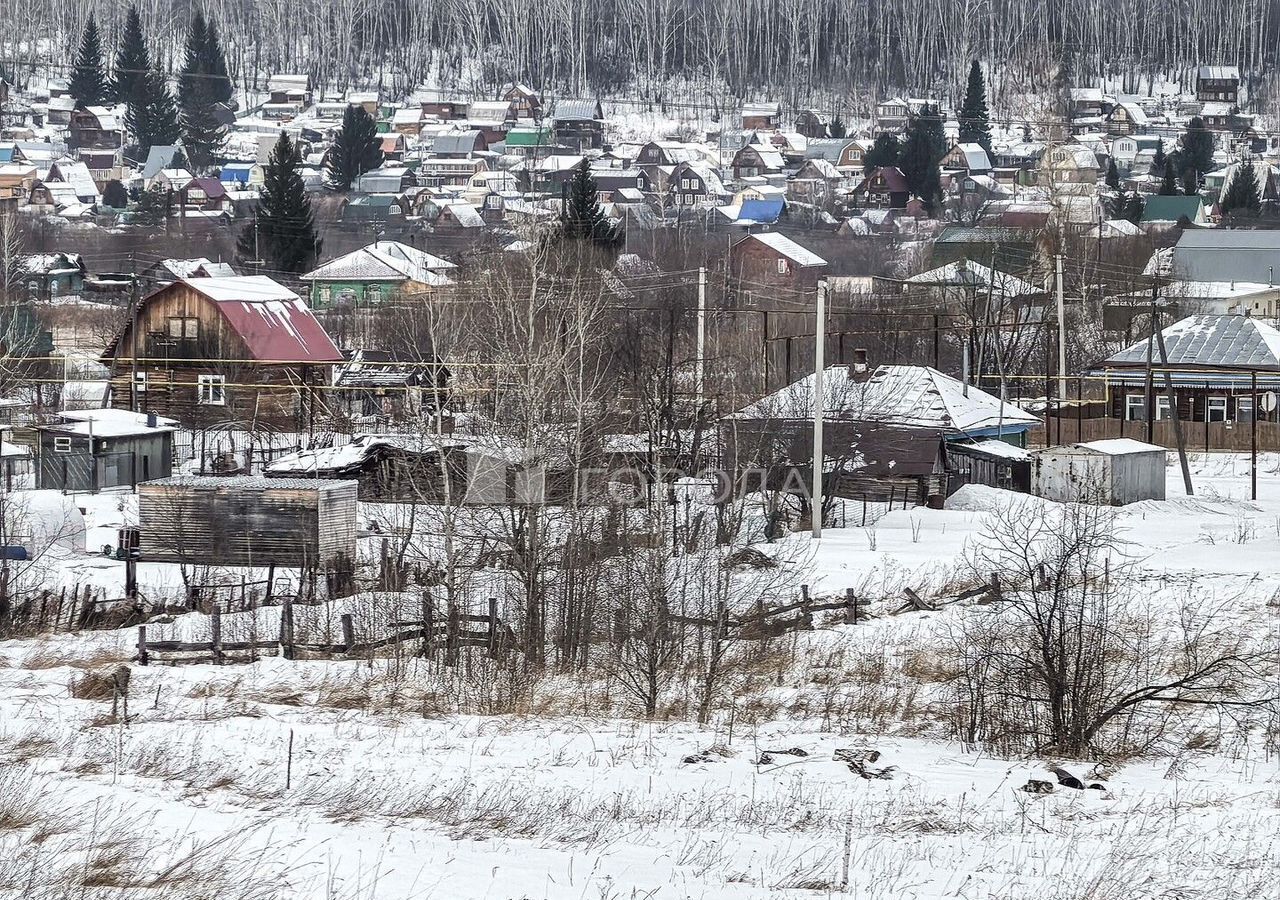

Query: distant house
<box><xmin>101</xmin><ymin>276</ymin><xmax>343</xmax><ymax>426</ymax></box>
<box><xmin>1039</xmin><ymin>144</ymin><xmax>1101</xmax><ymax>194</ymax></box>
<box><xmin>741</xmin><ymin>102</ymin><xmax>781</xmax><ymax>130</ymax></box>
<box><xmin>503</xmin><ymin>83</ymin><xmax>541</xmax><ymax>119</ymax></box>
<box><xmin>219</xmin><ymin>162</ymin><xmax>264</xmax><ymax>188</ymax></box>
<box><xmin>432</xmin><ymin>130</ymin><xmax>487</xmax><ymax>157</ymax></box>
<box><xmin>20</xmin><ymin>252</ymin><xmax>85</xmax><ymax>299</ymax></box>
<box><xmin>793</xmin><ymin>109</ymin><xmax>829</xmax><ymax>139</ymax></box>
<box><xmin>668</xmin><ymin>160</ymin><xmax>725</xmax><ymax>208</ymax></box>
<box><xmin>731</xmin><ymin>144</ymin><xmax>786</xmax><ymax>180</ymax></box>
<box><xmin>139</xmin><ymin>258</ymin><xmax>237</xmax><ymax>285</ymax></box>
<box><xmin>729</xmin><ymin>232</ymin><xmax>828</xmax><ymax>298</ymax></box>
<box><xmin>0</xmin><ymin>163</ymin><xmax>38</xmax><ymax>202</ymax></box>
<box><xmin>503</xmin><ymin>125</ymin><xmax>557</xmax><ymax>159</ymax></box>
<box><xmin>266</xmin><ymin>74</ymin><xmax>312</xmax><ymax>117</ymax></box>
<box><xmin>1164</xmin><ymin>229</ymin><xmax>1280</xmax><ymax>283</ymax></box>
<box><xmin>1107</xmin><ymin>102</ymin><xmax>1149</xmax><ymax>136</ymax></box>
<box><xmin>421</xmin><ymin>97</ymin><xmax>468</xmax><ymax>121</ymax></box>
<box><xmin>179</xmin><ymin>176</ymin><xmax>228</xmax><ymax>211</ymax></box>
<box><xmin>551</xmin><ymin>99</ymin><xmax>605</xmax><ymax>152</ymax></box>
<box><xmin>804</xmin><ymin>138</ymin><xmax>865</xmax><ymax>173</ymax></box>
<box><xmin>417</xmin><ymin>155</ymin><xmax>487</xmax><ymax>188</ymax></box>
<box><xmin>787</xmin><ymin>159</ymin><xmax>846</xmax><ymax>205</ymax></box>
<box><xmin>35</xmin><ymin>409</ymin><xmax>176</xmax><ymax>492</ymax></box>
<box><xmin>1196</xmin><ymin>65</ymin><xmax>1240</xmax><ymax>105</ymax></box>
<box><xmin>942</xmin><ymin>143</ymin><xmax>992</xmax><ymax>175</ymax></box>
<box><xmin>1093</xmin><ymin>314</ymin><xmax>1280</xmax><ymax>426</ymax></box>
<box><xmin>300</xmin><ymin>241</ymin><xmax>455</xmax><ymax>308</ymax></box>
<box><xmin>68</xmin><ymin>106</ymin><xmax>122</xmax><ymax>150</ymax></box>
<box><xmin>851</xmin><ymin>166</ymin><xmax>910</xmax><ymax>209</ymax></box>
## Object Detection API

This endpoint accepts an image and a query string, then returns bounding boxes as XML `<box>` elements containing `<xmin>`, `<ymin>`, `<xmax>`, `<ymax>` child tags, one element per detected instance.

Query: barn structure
<box><xmin>137</xmin><ymin>475</ymin><xmax>357</xmax><ymax>568</ymax></box>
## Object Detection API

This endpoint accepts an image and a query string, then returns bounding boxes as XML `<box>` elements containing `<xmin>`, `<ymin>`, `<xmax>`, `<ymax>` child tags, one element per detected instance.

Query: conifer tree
<box><xmin>1220</xmin><ymin>156</ymin><xmax>1261</xmax><ymax>216</ymax></box>
<box><xmin>958</xmin><ymin>60</ymin><xmax>993</xmax><ymax>154</ymax></box>
<box><xmin>1149</xmin><ymin>142</ymin><xmax>1165</xmax><ymax>176</ymax></box>
<box><xmin>562</xmin><ymin>159</ymin><xmax>619</xmax><ymax>245</ymax></box>
<box><xmin>1159</xmin><ymin>158</ymin><xmax>1180</xmax><ymax>195</ymax></box>
<box><xmin>201</xmin><ymin>19</ymin><xmax>234</xmax><ymax>105</ymax></box>
<box><xmin>131</xmin><ymin>183</ymin><xmax>170</xmax><ymax>226</ymax></box>
<box><xmin>1180</xmin><ymin>117</ymin><xmax>1215</xmax><ymax>181</ymax></box>
<box><xmin>69</xmin><ymin>14</ymin><xmax>109</xmax><ymax>107</ymax></box>
<box><xmin>828</xmin><ymin>116</ymin><xmax>847</xmax><ymax>139</ymax></box>
<box><xmin>177</xmin><ymin>12</ymin><xmax>231</xmax><ymax>170</ymax></box>
<box><xmin>899</xmin><ymin>109</ymin><xmax>943</xmax><ymax>212</ymax></box>
<box><xmin>126</xmin><ymin>66</ymin><xmax>180</xmax><ymax>158</ymax></box>
<box><xmin>1122</xmin><ymin>191</ymin><xmax>1144</xmax><ymax>225</ymax></box>
<box><xmin>325</xmin><ymin>104</ymin><xmax>383</xmax><ymax>189</ymax></box>
<box><xmin>177</xmin><ymin>11</ymin><xmax>209</xmax><ymax>109</ymax></box>
<box><xmin>1105</xmin><ymin>158</ymin><xmax>1120</xmax><ymax>190</ymax></box>
<box><xmin>113</xmin><ymin>5</ymin><xmax>150</xmax><ymax>103</ymax></box>
<box><xmin>236</xmin><ymin>133</ymin><xmax>320</xmax><ymax>274</ymax></box>
<box><xmin>862</xmin><ymin>133</ymin><xmax>899</xmax><ymax>173</ymax></box>
<box><xmin>1181</xmin><ymin>168</ymin><xmax>1199</xmax><ymax>197</ymax></box>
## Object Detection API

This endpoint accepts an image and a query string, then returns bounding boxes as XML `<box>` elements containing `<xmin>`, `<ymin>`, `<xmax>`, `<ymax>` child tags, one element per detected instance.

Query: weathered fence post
<box><xmin>420</xmin><ymin>593</ymin><xmax>434</xmax><ymax>659</ymax></box>
<box><xmin>137</xmin><ymin>626</ymin><xmax>148</xmax><ymax>666</ymax></box>
<box><xmin>487</xmin><ymin>597</ymin><xmax>498</xmax><ymax>659</ymax></box>
<box><xmin>210</xmin><ymin>605</ymin><xmax>223</xmax><ymax>664</ymax></box>
<box><xmin>800</xmin><ymin>584</ymin><xmax>810</xmax><ymax>605</ymax></box>
<box><xmin>340</xmin><ymin>613</ymin><xmax>354</xmax><ymax>652</ymax></box>
<box><xmin>280</xmin><ymin>594</ymin><xmax>294</xmax><ymax>660</ymax></box>
<box><xmin>264</xmin><ymin>563</ymin><xmax>276</xmax><ymax>605</ymax></box>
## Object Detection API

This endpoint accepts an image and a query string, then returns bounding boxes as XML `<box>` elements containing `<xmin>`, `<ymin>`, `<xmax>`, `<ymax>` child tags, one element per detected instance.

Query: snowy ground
<box><xmin>1</xmin><ymin>454</ymin><xmax>1277</xmax><ymax>899</ymax></box>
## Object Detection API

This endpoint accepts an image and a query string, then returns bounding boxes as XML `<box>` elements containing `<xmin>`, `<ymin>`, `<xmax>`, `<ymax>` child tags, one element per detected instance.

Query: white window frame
<box><xmin>776</xmin><ymin>258</ymin><xmax>789</xmax><ymax>275</ymax></box>
<box><xmin>197</xmin><ymin>374</ymin><xmax>226</xmax><ymax>406</ymax></box>
<box><xmin>1125</xmin><ymin>393</ymin><xmax>1146</xmax><ymax>421</ymax></box>
<box><xmin>53</xmin><ymin>436</ymin><xmax>72</xmax><ymax>453</ymax></box>
<box><xmin>1154</xmin><ymin>395</ymin><xmax>1172</xmax><ymax>420</ymax></box>
<box><xmin>1236</xmin><ymin>397</ymin><xmax>1254</xmax><ymax>422</ymax></box>
<box><xmin>1206</xmin><ymin>396</ymin><xmax>1228</xmax><ymax>422</ymax></box>
<box><xmin>133</xmin><ymin>371</ymin><xmax>148</xmax><ymax>393</ymax></box>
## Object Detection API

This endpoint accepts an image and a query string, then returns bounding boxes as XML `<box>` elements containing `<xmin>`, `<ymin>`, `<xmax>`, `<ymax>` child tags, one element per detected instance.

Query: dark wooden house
<box><xmin>729</xmin><ymin>232</ymin><xmax>828</xmax><ymax>299</ymax></box>
<box><xmin>552</xmin><ymin>99</ymin><xmax>605</xmax><ymax>152</ymax></box>
<box><xmin>851</xmin><ymin>166</ymin><xmax>910</xmax><ymax>209</ymax></box>
<box><xmin>101</xmin><ymin>276</ymin><xmax>343</xmax><ymax>427</ymax></box>
<box><xmin>1196</xmin><ymin>65</ymin><xmax>1240</xmax><ymax>104</ymax></box>
<box><xmin>35</xmin><ymin>409</ymin><xmax>176</xmax><ymax>492</ymax></box>
<box><xmin>137</xmin><ymin>475</ymin><xmax>357</xmax><ymax>569</ymax></box>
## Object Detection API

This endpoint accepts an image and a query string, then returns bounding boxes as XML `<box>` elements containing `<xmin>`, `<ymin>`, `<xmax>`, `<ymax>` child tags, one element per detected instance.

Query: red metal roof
<box><xmin>188</xmin><ymin>277</ymin><xmax>343</xmax><ymax>364</ymax></box>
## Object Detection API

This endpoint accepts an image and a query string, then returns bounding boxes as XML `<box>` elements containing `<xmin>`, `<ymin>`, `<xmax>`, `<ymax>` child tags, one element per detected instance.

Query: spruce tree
<box><xmin>828</xmin><ymin>116</ymin><xmax>847</xmax><ymax>139</ymax></box>
<box><xmin>69</xmin><ymin>14</ymin><xmax>109</xmax><ymax>107</ymax></box>
<box><xmin>132</xmin><ymin>183</ymin><xmax>170</xmax><ymax>226</ymax></box>
<box><xmin>899</xmin><ymin>110</ymin><xmax>943</xmax><ymax>212</ymax></box>
<box><xmin>1180</xmin><ymin>117</ymin><xmax>1215</xmax><ymax>182</ymax></box>
<box><xmin>113</xmin><ymin>5</ymin><xmax>150</xmax><ymax>103</ymax></box>
<box><xmin>1122</xmin><ymin>192</ymin><xmax>1144</xmax><ymax>225</ymax></box>
<box><xmin>1220</xmin><ymin>156</ymin><xmax>1261</xmax><ymax>216</ymax></box>
<box><xmin>326</xmin><ymin>104</ymin><xmax>384</xmax><ymax>189</ymax></box>
<box><xmin>1105</xmin><ymin>158</ymin><xmax>1120</xmax><ymax>190</ymax></box>
<box><xmin>126</xmin><ymin>66</ymin><xmax>180</xmax><ymax>159</ymax></box>
<box><xmin>958</xmin><ymin>60</ymin><xmax>993</xmax><ymax>155</ymax></box>
<box><xmin>1181</xmin><ymin>168</ymin><xmax>1199</xmax><ymax>197</ymax></box>
<box><xmin>562</xmin><ymin>160</ymin><xmax>619</xmax><ymax>245</ymax></box>
<box><xmin>1159</xmin><ymin>158</ymin><xmax>1180</xmax><ymax>195</ymax></box>
<box><xmin>178</xmin><ymin>12</ymin><xmax>231</xmax><ymax>171</ymax></box>
<box><xmin>201</xmin><ymin>19</ymin><xmax>234</xmax><ymax>105</ymax></box>
<box><xmin>177</xmin><ymin>11</ymin><xmax>209</xmax><ymax>109</ymax></box>
<box><xmin>862</xmin><ymin>133</ymin><xmax>899</xmax><ymax>173</ymax></box>
<box><xmin>1149</xmin><ymin>143</ymin><xmax>1165</xmax><ymax>176</ymax></box>
<box><xmin>236</xmin><ymin>133</ymin><xmax>321</xmax><ymax>274</ymax></box>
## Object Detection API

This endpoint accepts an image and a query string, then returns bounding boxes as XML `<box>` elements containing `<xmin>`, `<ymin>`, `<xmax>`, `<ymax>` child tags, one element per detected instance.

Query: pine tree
<box><xmin>131</xmin><ymin>183</ymin><xmax>170</xmax><ymax>226</ymax></box>
<box><xmin>237</xmin><ymin>133</ymin><xmax>320</xmax><ymax>274</ymax></box>
<box><xmin>828</xmin><ymin>116</ymin><xmax>847</xmax><ymax>139</ymax></box>
<box><xmin>562</xmin><ymin>159</ymin><xmax>619</xmax><ymax>245</ymax></box>
<box><xmin>325</xmin><ymin>104</ymin><xmax>383</xmax><ymax>189</ymax></box>
<box><xmin>862</xmin><ymin>133</ymin><xmax>899</xmax><ymax>173</ymax></box>
<box><xmin>1105</xmin><ymin>158</ymin><xmax>1120</xmax><ymax>190</ymax></box>
<box><xmin>1181</xmin><ymin>168</ymin><xmax>1199</xmax><ymax>197</ymax></box>
<box><xmin>917</xmin><ymin>103</ymin><xmax>948</xmax><ymax>162</ymax></box>
<box><xmin>958</xmin><ymin>60</ymin><xmax>993</xmax><ymax>155</ymax></box>
<box><xmin>126</xmin><ymin>66</ymin><xmax>180</xmax><ymax>159</ymax></box>
<box><xmin>1159</xmin><ymin>158</ymin><xmax>1180</xmax><ymax>195</ymax></box>
<box><xmin>177</xmin><ymin>12</ymin><xmax>209</xmax><ymax>109</ymax></box>
<box><xmin>177</xmin><ymin>12</ymin><xmax>231</xmax><ymax>171</ymax></box>
<box><xmin>1122</xmin><ymin>191</ymin><xmax>1144</xmax><ymax>225</ymax></box>
<box><xmin>1149</xmin><ymin>143</ymin><xmax>1165</xmax><ymax>176</ymax></box>
<box><xmin>69</xmin><ymin>14</ymin><xmax>109</xmax><ymax>107</ymax></box>
<box><xmin>1181</xmin><ymin>116</ymin><xmax>1215</xmax><ymax>181</ymax></box>
<box><xmin>899</xmin><ymin>109</ymin><xmax>943</xmax><ymax>212</ymax></box>
<box><xmin>201</xmin><ymin>19</ymin><xmax>233</xmax><ymax>105</ymax></box>
<box><xmin>1220</xmin><ymin>156</ymin><xmax>1261</xmax><ymax>216</ymax></box>
<box><xmin>113</xmin><ymin>5</ymin><xmax>150</xmax><ymax>103</ymax></box>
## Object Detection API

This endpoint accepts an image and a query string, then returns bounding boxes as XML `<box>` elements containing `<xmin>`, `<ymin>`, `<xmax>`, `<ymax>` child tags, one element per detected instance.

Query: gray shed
<box><xmin>1031</xmin><ymin>439</ymin><xmax>1166</xmax><ymax>505</ymax></box>
<box><xmin>138</xmin><ymin>476</ymin><xmax>357</xmax><ymax>568</ymax></box>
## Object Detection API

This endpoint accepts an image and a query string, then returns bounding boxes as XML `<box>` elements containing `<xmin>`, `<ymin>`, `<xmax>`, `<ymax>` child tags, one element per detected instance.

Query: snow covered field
<box><xmin>1</xmin><ymin>454</ymin><xmax>1276</xmax><ymax>899</ymax></box>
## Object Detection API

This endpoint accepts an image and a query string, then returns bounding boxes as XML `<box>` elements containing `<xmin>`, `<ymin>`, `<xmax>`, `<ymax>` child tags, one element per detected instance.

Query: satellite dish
<box><xmin>1260</xmin><ymin>391</ymin><xmax>1277</xmax><ymax>413</ymax></box>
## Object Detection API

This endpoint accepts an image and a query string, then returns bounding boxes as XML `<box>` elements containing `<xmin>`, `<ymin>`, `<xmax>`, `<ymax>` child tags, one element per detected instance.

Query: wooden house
<box><xmin>35</xmin><ymin>409</ymin><xmax>176</xmax><ymax>492</ymax></box>
<box><xmin>101</xmin><ymin>276</ymin><xmax>343</xmax><ymax>427</ymax></box>
<box><xmin>741</xmin><ymin>102</ymin><xmax>780</xmax><ymax>130</ymax></box>
<box><xmin>793</xmin><ymin>109</ymin><xmax>830</xmax><ymax>139</ymax></box>
<box><xmin>731</xmin><ymin>144</ymin><xmax>786</xmax><ymax>180</ymax></box>
<box><xmin>503</xmin><ymin>83</ymin><xmax>541</xmax><ymax>119</ymax></box>
<box><xmin>1196</xmin><ymin>66</ymin><xmax>1240</xmax><ymax>105</ymax></box>
<box><xmin>68</xmin><ymin>106</ymin><xmax>122</xmax><ymax>150</ymax></box>
<box><xmin>179</xmin><ymin>177</ymin><xmax>229</xmax><ymax>212</ymax></box>
<box><xmin>1106</xmin><ymin>102</ymin><xmax>1148</xmax><ymax>136</ymax></box>
<box><xmin>300</xmin><ymin>241</ymin><xmax>455</xmax><ymax>308</ymax></box>
<box><xmin>432</xmin><ymin>130</ymin><xmax>487</xmax><ymax>157</ymax></box>
<box><xmin>851</xmin><ymin>166</ymin><xmax>910</xmax><ymax>209</ymax></box>
<box><xmin>137</xmin><ymin>475</ymin><xmax>357</xmax><ymax>569</ymax></box>
<box><xmin>668</xmin><ymin>160</ymin><xmax>725</xmax><ymax>208</ymax></box>
<box><xmin>729</xmin><ymin>232</ymin><xmax>828</xmax><ymax>299</ymax></box>
<box><xmin>421</xmin><ymin>97</ymin><xmax>468</xmax><ymax>121</ymax></box>
<box><xmin>551</xmin><ymin>99</ymin><xmax>605</xmax><ymax>152</ymax></box>
<box><xmin>804</xmin><ymin>138</ymin><xmax>865</xmax><ymax>174</ymax></box>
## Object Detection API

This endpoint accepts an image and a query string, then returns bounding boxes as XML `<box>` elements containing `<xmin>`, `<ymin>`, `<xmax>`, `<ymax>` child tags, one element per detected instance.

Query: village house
<box><xmin>731</xmin><ymin>144</ymin><xmax>786</xmax><ymax>180</ymax></box>
<box><xmin>1196</xmin><ymin>66</ymin><xmax>1240</xmax><ymax>105</ymax></box>
<box><xmin>420</xmin><ymin>97</ymin><xmax>468</xmax><ymax>121</ymax></box>
<box><xmin>140</xmin><ymin>258</ymin><xmax>237</xmax><ymax>285</ymax></box>
<box><xmin>68</xmin><ymin>107</ymin><xmax>122</xmax><ymax>151</ymax></box>
<box><xmin>741</xmin><ymin>102</ymin><xmax>781</xmax><ymax>131</ymax></box>
<box><xmin>729</xmin><ymin>232</ymin><xmax>828</xmax><ymax>300</ymax></box>
<box><xmin>0</xmin><ymin>163</ymin><xmax>37</xmax><ymax>201</ymax></box>
<box><xmin>551</xmin><ymin>99</ymin><xmax>605</xmax><ymax>152</ymax></box>
<box><xmin>503</xmin><ymin>83</ymin><xmax>541</xmax><ymax>120</ymax></box>
<box><xmin>1039</xmin><ymin>144</ymin><xmax>1102</xmax><ymax>195</ymax></box>
<box><xmin>20</xmin><ymin>252</ymin><xmax>85</xmax><ymax>299</ymax></box>
<box><xmin>101</xmin><ymin>276</ymin><xmax>343</xmax><ymax>426</ymax></box>
<box><xmin>1106</xmin><ymin>102</ymin><xmax>1149</xmax><ymax>136</ymax></box>
<box><xmin>942</xmin><ymin>143</ymin><xmax>992</xmax><ymax>175</ymax></box>
<box><xmin>804</xmin><ymin>138</ymin><xmax>865</xmax><ymax>174</ymax></box>
<box><xmin>667</xmin><ymin>160</ymin><xmax>725</xmax><ymax>209</ymax></box>
<box><xmin>793</xmin><ymin>109</ymin><xmax>830</xmax><ymax>139</ymax></box>
<box><xmin>34</xmin><ymin>409</ymin><xmax>176</xmax><ymax>493</ymax></box>
<box><xmin>851</xmin><ymin>166</ymin><xmax>910</xmax><ymax>209</ymax></box>
<box><xmin>417</xmin><ymin>155</ymin><xmax>487</xmax><ymax>188</ymax></box>
<box><xmin>432</xmin><ymin>130</ymin><xmax>487</xmax><ymax>157</ymax></box>
<box><xmin>300</xmin><ymin>241</ymin><xmax>455</xmax><ymax>308</ymax></box>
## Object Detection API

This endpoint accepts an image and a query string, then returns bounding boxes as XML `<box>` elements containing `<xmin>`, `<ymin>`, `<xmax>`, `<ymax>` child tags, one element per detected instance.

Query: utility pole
<box><xmin>1152</xmin><ymin>287</ymin><xmax>1194</xmax><ymax>497</ymax></box>
<box><xmin>1250</xmin><ymin>369</ymin><xmax>1258</xmax><ymax>501</ymax></box>
<box><xmin>1144</xmin><ymin>286</ymin><xmax>1156</xmax><ymax>444</ymax></box>
<box><xmin>129</xmin><ymin>252</ymin><xmax>139</xmax><ymax>413</ymax></box>
<box><xmin>696</xmin><ymin>266</ymin><xmax>706</xmax><ymax>414</ymax></box>
<box><xmin>1055</xmin><ymin>252</ymin><xmax>1067</xmax><ymax>399</ymax></box>
<box><xmin>811</xmin><ymin>279</ymin><xmax>827</xmax><ymax>539</ymax></box>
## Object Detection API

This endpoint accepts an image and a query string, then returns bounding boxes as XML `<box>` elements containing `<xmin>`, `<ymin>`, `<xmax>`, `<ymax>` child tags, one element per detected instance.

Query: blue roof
<box><xmin>0</xmin><ymin>147</ymin><xmax>14</xmax><ymax>163</ymax></box>
<box><xmin>220</xmin><ymin>164</ymin><xmax>252</xmax><ymax>184</ymax></box>
<box><xmin>738</xmin><ymin>198</ymin><xmax>784</xmax><ymax>224</ymax></box>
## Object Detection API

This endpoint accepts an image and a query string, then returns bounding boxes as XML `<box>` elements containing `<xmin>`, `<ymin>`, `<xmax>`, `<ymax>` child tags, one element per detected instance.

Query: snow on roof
<box><xmin>746</xmin><ymin>232</ymin><xmax>827</xmax><ymax>267</ymax></box>
<box><xmin>964</xmin><ymin>439</ymin><xmax>1031</xmax><ymax>460</ymax></box>
<box><xmin>180</xmin><ymin>276</ymin><xmax>343</xmax><ymax>364</ymax></box>
<box><xmin>49</xmin><ymin>408</ymin><xmax>178</xmax><ymax>437</ymax></box>
<box><xmin>1105</xmin><ymin>314</ymin><xmax>1280</xmax><ymax>370</ymax></box>
<box><xmin>904</xmin><ymin>260</ymin><xmax>1038</xmax><ymax>296</ymax></box>
<box><xmin>266</xmin><ymin>433</ymin><xmax>467</xmax><ymax>475</ymax></box>
<box><xmin>301</xmin><ymin>241</ymin><xmax>455</xmax><ymax>285</ymax></box>
<box><xmin>733</xmin><ymin>364</ymin><xmax>1040</xmax><ymax>435</ymax></box>
<box><xmin>1197</xmin><ymin>66</ymin><xmax>1240</xmax><ymax>81</ymax></box>
<box><xmin>952</xmin><ymin>142</ymin><xmax>992</xmax><ymax>170</ymax></box>
<box><xmin>1074</xmin><ymin>438</ymin><xmax>1166</xmax><ymax>455</ymax></box>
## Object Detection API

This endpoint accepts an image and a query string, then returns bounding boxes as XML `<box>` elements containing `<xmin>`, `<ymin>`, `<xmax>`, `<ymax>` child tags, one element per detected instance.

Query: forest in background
<box><xmin>3</xmin><ymin>0</ymin><xmax>1280</xmax><ymax>116</ymax></box>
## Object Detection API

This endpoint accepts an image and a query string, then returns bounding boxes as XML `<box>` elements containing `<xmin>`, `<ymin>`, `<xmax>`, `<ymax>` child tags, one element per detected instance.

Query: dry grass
<box><xmin>69</xmin><ymin>669</ymin><xmax>119</xmax><ymax>701</ymax></box>
<box><xmin>20</xmin><ymin>644</ymin><xmax>129</xmax><ymax>671</ymax></box>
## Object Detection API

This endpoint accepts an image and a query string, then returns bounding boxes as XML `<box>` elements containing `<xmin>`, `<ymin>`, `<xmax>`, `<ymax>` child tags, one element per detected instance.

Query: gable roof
<box><xmin>737</xmin><ymin>198</ymin><xmax>785</xmax><ymax>224</ymax></box>
<box><xmin>1103</xmin><ymin>314</ymin><xmax>1280</xmax><ymax>371</ymax></box>
<box><xmin>1169</xmin><ymin>229</ymin><xmax>1280</xmax><ymax>283</ymax></box>
<box><xmin>904</xmin><ymin>260</ymin><xmax>1039</xmax><ymax>296</ymax></box>
<box><xmin>141</xmin><ymin>145</ymin><xmax>182</xmax><ymax>180</ymax></box>
<box><xmin>744</xmin><ymin>232</ymin><xmax>827</xmax><ymax>267</ymax></box>
<box><xmin>552</xmin><ymin>99</ymin><xmax>602</xmax><ymax>121</ymax></box>
<box><xmin>733</xmin><ymin>364</ymin><xmax>1040</xmax><ymax>435</ymax></box>
<box><xmin>1140</xmin><ymin>195</ymin><xmax>1204</xmax><ymax>223</ymax></box>
<box><xmin>300</xmin><ymin>241</ymin><xmax>455</xmax><ymax>285</ymax></box>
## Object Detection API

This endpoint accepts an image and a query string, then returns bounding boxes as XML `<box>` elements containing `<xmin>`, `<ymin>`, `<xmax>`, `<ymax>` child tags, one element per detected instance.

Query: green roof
<box><xmin>505</xmin><ymin>128</ymin><xmax>553</xmax><ymax>147</ymax></box>
<box><xmin>1141</xmin><ymin>195</ymin><xmax>1203</xmax><ymax>223</ymax></box>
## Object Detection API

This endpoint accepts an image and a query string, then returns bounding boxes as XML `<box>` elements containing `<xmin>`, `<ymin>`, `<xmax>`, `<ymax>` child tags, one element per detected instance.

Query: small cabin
<box><xmin>1031</xmin><ymin>440</ymin><xmax>1166</xmax><ymax>506</ymax></box>
<box><xmin>137</xmin><ymin>476</ymin><xmax>357</xmax><ymax>569</ymax></box>
<box><xmin>35</xmin><ymin>410</ymin><xmax>176</xmax><ymax>492</ymax></box>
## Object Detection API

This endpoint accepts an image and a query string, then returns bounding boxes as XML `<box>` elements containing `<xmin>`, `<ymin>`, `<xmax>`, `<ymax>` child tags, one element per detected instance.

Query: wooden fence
<box><xmin>1033</xmin><ymin>416</ymin><xmax>1280</xmax><ymax>452</ymax></box>
<box><xmin>136</xmin><ymin>597</ymin><xmax>512</xmax><ymax>666</ymax></box>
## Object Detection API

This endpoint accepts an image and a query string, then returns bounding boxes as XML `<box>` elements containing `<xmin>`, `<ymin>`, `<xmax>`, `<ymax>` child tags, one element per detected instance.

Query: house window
<box><xmin>1236</xmin><ymin>398</ymin><xmax>1254</xmax><ymax>422</ymax></box>
<box><xmin>169</xmin><ymin>317</ymin><xmax>198</xmax><ymax>340</ymax></box>
<box><xmin>1155</xmin><ymin>395</ymin><xmax>1172</xmax><ymax>420</ymax></box>
<box><xmin>133</xmin><ymin>371</ymin><xmax>148</xmax><ymax>393</ymax></box>
<box><xmin>197</xmin><ymin>374</ymin><xmax>226</xmax><ymax>406</ymax></box>
<box><xmin>776</xmin><ymin>258</ymin><xmax>789</xmax><ymax>275</ymax></box>
<box><xmin>1125</xmin><ymin>394</ymin><xmax>1146</xmax><ymax>420</ymax></box>
<box><xmin>53</xmin><ymin>436</ymin><xmax>72</xmax><ymax>453</ymax></box>
<box><xmin>318</xmin><ymin>285</ymin><xmax>331</xmax><ymax>303</ymax></box>
<box><xmin>684</xmin><ymin>193</ymin><xmax>693</xmax><ymax>205</ymax></box>
<box><xmin>1205</xmin><ymin>396</ymin><xmax>1227</xmax><ymax>422</ymax></box>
